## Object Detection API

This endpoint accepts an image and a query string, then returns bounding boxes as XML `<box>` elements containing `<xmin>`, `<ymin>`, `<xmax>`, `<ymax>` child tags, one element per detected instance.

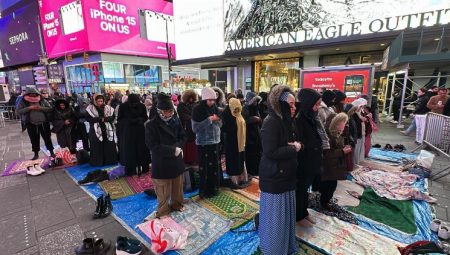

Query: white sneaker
<box><xmin>34</xmin><ymin>164</ymin><xmax>46</xmax><ymax>174</ymax></box>
<box><xmin>438</xmin><ymin>225</ymin><xmax>450</xmax><ymax>240</ymax></box>
<box><xmin>26</xmin><ymin>166</ymin><xmax>41</xmax><ymax>176</ymax></box>
<box><xmin>431</xmin><ymin>219</ymin><xmax>442</xmax><ymax>232</ymax></box>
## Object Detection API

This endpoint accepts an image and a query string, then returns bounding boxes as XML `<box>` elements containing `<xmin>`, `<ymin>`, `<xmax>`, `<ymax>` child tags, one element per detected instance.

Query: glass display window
<box><xmin>254</xmin><ymin>58</ymin><xmax>299</xmax><ymax>92</ymax></box>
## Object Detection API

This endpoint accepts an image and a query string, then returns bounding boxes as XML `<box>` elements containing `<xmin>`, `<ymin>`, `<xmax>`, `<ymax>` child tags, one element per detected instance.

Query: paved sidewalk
<box><xmin>0</xmin><ymin>122</ymin><xmax>152</xmax><ymax>255</ymax></box>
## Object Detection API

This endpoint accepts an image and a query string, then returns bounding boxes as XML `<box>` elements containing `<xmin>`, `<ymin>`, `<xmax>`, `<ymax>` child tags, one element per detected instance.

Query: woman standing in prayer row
<box><xmin>259</xmin><ymin>84</ymin><xmax>301</xmax><ymax>255</ymax></box>
<box><xmin>86</xmin><ymin>94</ymin><xmax>118</xmax><ymax>166</ymax></box>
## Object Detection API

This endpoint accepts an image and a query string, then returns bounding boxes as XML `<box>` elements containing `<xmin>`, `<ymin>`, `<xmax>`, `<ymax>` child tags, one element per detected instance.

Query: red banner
<box><xmin>301</xmin><ymin>68</ymin><xmax>372</xmax><ymax>102</ymax></box>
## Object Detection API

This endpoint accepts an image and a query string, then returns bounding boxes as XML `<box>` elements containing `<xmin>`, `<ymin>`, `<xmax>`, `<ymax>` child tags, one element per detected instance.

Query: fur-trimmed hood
<box><xmin>181</xmin><ymin>89</ymin><xmax>198</xmax><ymax>103</ymax></box>
<box><xmin>327</xmin><ymin>112</ymin><xmax>348</xmax><ymax>138</ymax></box>
<box><xmin>54</xmin><ymin>98</ymin><xmax>70</xmax><ymax>111</ymax></box>
<box><xmin>212</xmin><ymin>87</ymin><xmax>226</xmax><ymax>105</ymax></box>
<box><xmin>268</xmin><ymin>84</ymin><xmax>293</xmax><ymax>119</ymax></box>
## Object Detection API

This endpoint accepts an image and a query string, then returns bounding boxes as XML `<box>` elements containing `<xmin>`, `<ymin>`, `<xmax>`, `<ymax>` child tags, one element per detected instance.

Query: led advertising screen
<box><xmin>39</xmin><ymin>0</ymin><xmax>175</xmax><ymax>59</ymax></box>
<box><xmin>301</xmin><ymin>67</ymin><xmax>372</xmax><ymax>101</ymax></box>
<box><xmin>0</xmin><ymin>0</ymin><xmax>42</xmax><ymax>68</ymax></box>
<box><xmin>39</xmin><ymin>0</ymin><xmax>89</xmax><ymax>58</ymax></box>
<box><xmin>174</xmin><ymin>0</ymin><xmax>224</xmax><ymax>60</ymax></box>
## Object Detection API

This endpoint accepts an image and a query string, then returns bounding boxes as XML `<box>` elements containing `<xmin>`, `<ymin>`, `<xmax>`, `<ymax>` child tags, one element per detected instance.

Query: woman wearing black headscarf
<box><xmin>86</xmin><ymin>94</ymin><xmax>118</xmax><ymax>166</ymax></box>
<box><xmin>318</xmin><ymin>90</ymin><xmax>336</xmax><ymax>125</ymax></box>
<box><xmin>117</xmin><ymin>94</ymin><xmax>151</xmax><ymax>176</ymax></box>
<box><xmin>295</xmin><ymin>88</ymin><xmax>329</xmax><ymax>227</ymax></box>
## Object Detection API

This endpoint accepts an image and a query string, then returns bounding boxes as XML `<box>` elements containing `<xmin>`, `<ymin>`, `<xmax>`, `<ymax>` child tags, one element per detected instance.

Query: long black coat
<box><xmin>117</xmin><ymin>101</ymin><xmax>151</xmax><ymax>175</ymax></box>
<box><xmin>242</xmin><ymin>103</ymin><xmax>262</xmax><ymax>175</ymax></box>
<box><xmin>145</xmin><ymin>115</ymin><xmax>186</xmax><ymax>179</ymax></box>
<box><xmin>52</xmin><ymin>103</ymin><xmax>77</xmax><ymax>149</ymax></box>
<box><xmin>177</xmin><ymin>102</ymin><xmax>196</xmax><ymax>142</ymax></box>
<box><xmin>86</xmin><ymin>106</ymin><xmax>118</xmax><ymax>166</ymax></box>
<box><xmin>222</xmin><ymin>106</ymin><xmax>245</xmax><ymax>176</ymax></box>
<box><xmin>295</xmin><ymin>113</ymin><xmax>323</xmax><ymax>177</ymax></box>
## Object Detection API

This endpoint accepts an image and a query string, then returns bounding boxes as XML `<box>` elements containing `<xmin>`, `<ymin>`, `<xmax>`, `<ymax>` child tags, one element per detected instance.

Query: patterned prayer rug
<box><xmin>296</xmin><ymin>210</ymin><xmax>404</xmax><ymax>255</ymax></box>
<box><xmin>2</xmin><ymin>158</ymin><xmax>50</xmax><ymax>176</ymax></box>
<box><xmin>233</xmin><ymin>178</ymin><xmax>260</xmax><ymax>201</ymax></box>
<box><xmin>99</xmin><ymin>178</ymin><xmax>135</xmax><ymax>200</ymax></box>
<box><xmin>193</xmin><ymin>189</ymin><xmax>259</xmax><ymax>229</ymax></box>
<box><xmin>126</xmin><ymin>173</ymin><xmax>153</xmax><ymax>193</ymax></box>
<box><xmin>171</xmin><ymin>201</ymin><xmax>230</xmax><ymax>255</ymax></box>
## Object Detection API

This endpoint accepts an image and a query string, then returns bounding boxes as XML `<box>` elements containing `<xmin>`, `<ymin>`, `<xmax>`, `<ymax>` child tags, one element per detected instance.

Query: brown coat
<box><xmin>321</xmin><ymin>114</ymin><xmax>349</xmax><ymax>181</ymax></box>
<box><xmin>427</xmin><ymin>95</ymin><xmax>449</xmax><ymax>114</ymax></box>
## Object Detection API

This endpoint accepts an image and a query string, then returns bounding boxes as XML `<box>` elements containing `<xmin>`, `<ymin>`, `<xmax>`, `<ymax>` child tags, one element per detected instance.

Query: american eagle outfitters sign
<box><xmin>225</xmin><ymin>9</ymin><xmax>450</xmax><ymax>52</ymax></box>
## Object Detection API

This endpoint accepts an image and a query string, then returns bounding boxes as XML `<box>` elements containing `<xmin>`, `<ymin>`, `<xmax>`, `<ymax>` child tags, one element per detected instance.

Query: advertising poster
<box><xmin>39</xmin><ymin>0</ymin><xmax>175</xmax><ymax>59</ymax></box>
<box><xmin>301</xmin><ymin>67</ymin><xmax>372</xmax><ymax>101</ymax></box>
<box><xmin>0</xmin><ymin>0</ymin><xmax>42</xmax><ymax>68</ymax></box>
<box><xmin>224</xmin><ymin>0</ymin><xmax>450</xmax><ymax>52</ymax></box>
<box><xmin>39</xmin><ymin>0</ymin><xmax>89</xmax><ymax>58</ymax></box>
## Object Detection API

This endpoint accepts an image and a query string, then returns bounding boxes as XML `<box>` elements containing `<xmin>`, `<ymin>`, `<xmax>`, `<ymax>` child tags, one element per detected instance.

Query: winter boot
<box><xmin>93</xmin><ymin>196</ymin><xmax>104</xmax><ymax>219</ymax></box>
<box><xmin>98</xmin><ymin>194</ymin><xmax>112</xmax><ymax>219</ymax></box>
<box><xmin>75</xmin><ymin>238</ymin><xmax>95</xmax><ymax>255</ymax></box>
<box><xmin>93</xmin><ymin>239</ymin><xmax>111</xmax><ymax>255</ymax></box>
<box><xmin>31</xmin><ymin>152</ymin><xmax>39</xmax><ymax>160</ymax></box>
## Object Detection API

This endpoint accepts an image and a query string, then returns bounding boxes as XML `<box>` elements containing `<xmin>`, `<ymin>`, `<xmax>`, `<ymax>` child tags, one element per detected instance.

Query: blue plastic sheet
<box><xmin>201</xmin><ymin>221</ymin><xmax>259</xmax><ymax>255</ymax></box>
<box><xmin>368</xmin><ymin>148</ymin><xmax>417</xmax><ymax>163</ymax></box>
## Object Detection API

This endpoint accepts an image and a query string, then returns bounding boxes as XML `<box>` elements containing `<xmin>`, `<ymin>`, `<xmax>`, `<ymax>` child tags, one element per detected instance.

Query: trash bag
<box><xmin>417</xmin><ymin>150</ymin><xmax>435</xmax><ymax>169</ymax></box>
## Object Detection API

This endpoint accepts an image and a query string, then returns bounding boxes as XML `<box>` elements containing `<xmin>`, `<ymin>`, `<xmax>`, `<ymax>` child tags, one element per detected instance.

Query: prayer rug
<box><xmin>99</xmin><ymin>178</ymin><xmax>135</xmax><ymax>200</ymax></box>
<box><xmin>126</xmin><ymin>172</ymin><xmax>153</xmax><ymax>193</ymax></box>
<box><xmin>193</xmin><ymin>189</ymin><xmax>259</xmax><ymax>229</ymax></box>
<box><xmin>296</xmin><ymin>210</ymin><xmax>404</xmax><ymax>255</ymax></box>
<box><xmin>2</xmin><ymin>158</ymin><xmax>49</xmax><ymax>176</ymax></box>
<box><xmin>170</xmin><ymin>201</ymin><xmax>230</xmax><ymax>255</ymax></box>
<box><xmin>333</xmin><ymin>180</ymin><xmax>364</xmax><ymax>207</ymax></box>
<box><xmin>348</xmin><ymin>188</ymin><xmax>417</xmax><ymax>234</ymax></box>
<box><xmin>233</xmin><ymin>178</ymin><xmax>260</xmax><ymax>201</ymax></box>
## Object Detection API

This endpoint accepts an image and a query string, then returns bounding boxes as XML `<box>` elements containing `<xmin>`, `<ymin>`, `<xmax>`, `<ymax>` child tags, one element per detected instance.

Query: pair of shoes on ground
<box><xmin>75</xmin><ymin>238</ymin><xmax>110</xmax><ymax>255</ymax></box>
<box><xmin>75</xmin><ymin>236</ymin><xmax>142</xmax><ymax>255</ymax></box>
<box><xmin>94</xmin><ymin>194</ymin><xmax>112</xmax><ymax>219</ymax></box>
<box><xmin>400</xmin><ymin>130</ymin><xmax>411</xmax><ymax>136</ymax></box>
<box><xmin>78</xmin><ymin>170</ymin><xmax>109</xmax><ymax>185</ymax></box>
<box><xmin>297</xmin><ymin>216</ymin><xmax>316</xmax><ymax>228</ymax></box>
<box><xmin>116</xmin><ymin>236</ymin><xmax>142</xmax><ymax>255</ymax></box>
<box><xmin>431</xmin><ymin>219</ymin><xmax>450</xmax><ymax>240</ymax></box>
<box><xmin>26</xmin><ymin>164</ymin><xmax>46</xmax><ymax>176</ymax></box>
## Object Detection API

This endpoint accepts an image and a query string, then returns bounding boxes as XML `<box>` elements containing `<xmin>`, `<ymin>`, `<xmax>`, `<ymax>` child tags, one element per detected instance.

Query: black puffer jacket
<box><xmin>259</xmin><ymin>85</ymin><xmax>297</xmax><ymax>194</ymax></box>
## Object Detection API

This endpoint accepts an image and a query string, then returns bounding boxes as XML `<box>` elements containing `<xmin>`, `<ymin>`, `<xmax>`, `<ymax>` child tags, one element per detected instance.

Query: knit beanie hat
<box><xmin>201</xmin><ymin>87</ymin><xmax>217</xmax><ymax>101</ymax></box>
<box><xmin>157</xmin><ymin>93</ymin><xmax>174</xmax><ymax>110</ymax></box>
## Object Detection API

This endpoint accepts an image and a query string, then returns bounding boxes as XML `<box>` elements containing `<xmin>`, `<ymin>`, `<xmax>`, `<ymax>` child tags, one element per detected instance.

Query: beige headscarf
<box><xmin>228</xmin><ymin>98</ymin><xmax>246</xmax><ymax>152</ymax></box>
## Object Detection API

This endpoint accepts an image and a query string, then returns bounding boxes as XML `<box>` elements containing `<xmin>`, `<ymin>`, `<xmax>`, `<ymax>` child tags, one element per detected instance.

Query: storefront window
<box><xmin>254</xmin><ymin>58</ymin><xmax>299</xmax><ymax>92</ymax></box>
<box><xmin>103</xmin><ymin>62</ymin><xmax>125</xmax><ymax>83</ymax></box>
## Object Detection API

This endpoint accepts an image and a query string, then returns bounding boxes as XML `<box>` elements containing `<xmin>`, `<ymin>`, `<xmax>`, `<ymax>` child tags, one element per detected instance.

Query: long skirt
<box><xmin>198</xmin><ymin>144</ymin><xmax>221</xmax><ymax>198</ymax></box>
<box><xmin>245</xmin><ymin>144</ymin><xmax>261</xmax><ymax>176</ymax></box>
<box><xmin>183</xmin><ymin>141</ymin><xmax>198</xmax><ymax>165</ymax></box>
<box><xmin>364</xmin><ymin>135</ymin><xmax>372</xmax><ymax>158</ymax></box>
<box><xmin>353</xmin><ymin>137</ymin><xmax>365</xmax><ymax>165</ymax></box>
<box><xmin>259</xmin><ymin>190</ymin><xmax>298</xmax><ymax>255</ymax></box>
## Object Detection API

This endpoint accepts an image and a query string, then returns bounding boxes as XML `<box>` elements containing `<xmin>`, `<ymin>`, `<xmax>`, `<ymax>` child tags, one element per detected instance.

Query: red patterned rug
<box><xmin>126</xmin><ymin>172</ymin><xmax>154</xmax><ymax>193</ymax></box>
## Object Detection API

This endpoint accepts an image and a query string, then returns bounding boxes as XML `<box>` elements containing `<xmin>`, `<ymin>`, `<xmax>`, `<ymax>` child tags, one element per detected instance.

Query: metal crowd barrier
<box><xmin>0</xmin><ymin>105</ymin><xmax>20</xmax><ymax>127</ymax></box>
<box><xmin>413</xmin><ymin>112</ymin><xmax>450</xmax><ymax>180</ymax></box>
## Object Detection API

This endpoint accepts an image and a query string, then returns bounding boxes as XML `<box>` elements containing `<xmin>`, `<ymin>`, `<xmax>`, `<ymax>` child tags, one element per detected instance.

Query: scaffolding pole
<box><xmin>397</xmin><ymin>68</ymin><xmax>409</xmax><ymax>128</ymax></box>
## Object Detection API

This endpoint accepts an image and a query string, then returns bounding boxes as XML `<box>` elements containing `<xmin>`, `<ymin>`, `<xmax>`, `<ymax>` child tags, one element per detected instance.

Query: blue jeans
<box><xmin>404</xmin><ymin>117</ymin><xmax>417</xmax><ymax>134</ymax></box>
